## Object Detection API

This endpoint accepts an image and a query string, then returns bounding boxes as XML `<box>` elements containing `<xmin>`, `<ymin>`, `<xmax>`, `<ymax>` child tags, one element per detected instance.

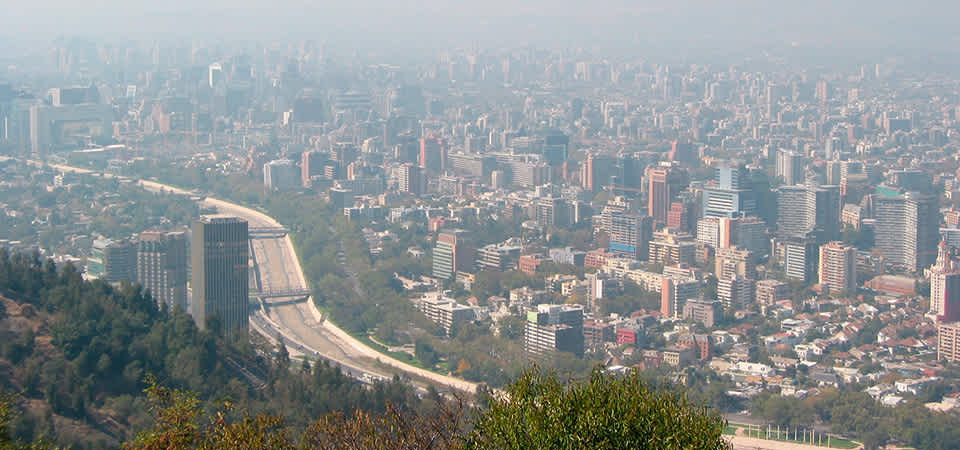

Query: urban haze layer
<box><xmin>2</xmin><ymin>3</ymin><xmax>960</xmax><ymax>448</ymax></box>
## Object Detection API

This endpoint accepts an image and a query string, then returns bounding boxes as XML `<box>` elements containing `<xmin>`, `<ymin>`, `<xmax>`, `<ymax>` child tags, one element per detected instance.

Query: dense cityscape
<box><xmin>3</xmin><ymin>10</ymin><xmax>960</xmax><ymax>448</ymax></box>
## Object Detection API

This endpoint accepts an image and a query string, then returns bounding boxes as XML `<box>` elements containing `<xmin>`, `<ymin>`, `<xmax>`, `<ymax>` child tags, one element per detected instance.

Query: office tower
<box><xmin>191</xmin><ymin>217</ymin><xmax>249</xmax><ymax>338</ymax></box>
<box><xmin>398</xmin><ymin>163</ymin><xmax>425</xmax><ymax>196</ymax></box>
<box><xmin>333</xmin><ymin>142</ymin><xmax>359</xmax><ymax>166</ymax></box>
<box><xmin>647</xmin><ymin>163</ymin><xmax>688</xmax><ymax>225</ymax></box>
<box><xmin>874</xmin><ymin>189</ymin><xmax>939</xmax><ymax>271</ymax></box>
<box><xmin>715</xmin><ymin>247</ymin><xmax>756</xmax><ymax>279</ymax></box>
<box><xmin>667</xmin><ymin>200</ymin><xmax>695</xmax><ymax>232</ymax></box>
<box><xmin>939</xmin><ymin>322</ymin><xmax>960</xmax><ymax>363</ymax></box>
<box><xmin>660</xmin><ymin>277</ymin><xmax>701</xmax><ymax>318</ymax></box>
<box><xmin>89</xmin><ymin>238</ymin><xmax>137</xmax><ymax>282</ymax></box>
<box><xmin>542</xmin><ymin>131</ymin><xmax>569</xmax><ymax>166</ymax></box>
<box><xmin>536</xmin><ymin>195</ymin><xmax>571</xmax><ymax>228</ymax></box>
<box><xmin>208</xmin><ymin>62</ymin><xmax>223</xmax><ymax>88</ymax></box>
<box><xmin>783</xmin><ymin>239</ymin><xmax>819</xmax><ymax>283</ymax></box>
<box><xmin>682</xmin><ymin>299</ymin><xmax>722</xmax><ymax>328</ymax></box>
<box><xmin>776</xmin><ymin>186</ymin><xmax>809</xmax><ymax>238</ymax></box>
<box><xmin>419</xmin><ymin>135</ymin><xmax>446</xmax><ymax>172</ymax></box>
<box><xmin>524</xmin><ymin>304</ymin><xmax>584</xmax><ymax>357</ymax></box>
<box><xmin>616</xmin><ymin>155</ymin><xmax>643</xmax><ymax>190</ymax></box>
<box><xmin>756</xmin><ymin>279</ymin><xmax>790</xmax><ymax>306</ymax></box>
<box><xmin>818</xmin><ymin>241</ymin><xmax>857</xmax><ymax>293</ymax></box>
<box><xmin>669</xmin><ymin>140</ymin><xmax>697</xmax><ymax>166</ymax></box>
<box><xmin>465</xmin><ymin>135</ymin><xmax>487</xmax><ymax>154</ymax></box>
<box><xmin>721</xmin><ymin>216</ymin><xmax>769</xmax><ymax>256</ymax></box>
<box><xmin>263</xmin><ymin>159</ymin><xmax>299</xmax><ymax>191</ymax></box>
<box><xmin>137</xmin><ymin>231</ymin><xmax>188</xmax><ymax>312</ymax></box>
<box><xmin>329</xmin><ymin>188</ymin><xmax>354</xmax><ymax>211</ymax></box>
<box><xmin>776</xmin><ymin>149</ymin><xmax>804</xmax><ymax>186</ymax></box>
<box><xmin>825</xmin><ymin>160</ymin><xmax>843</xmax><ymax>185</ymax></box>
<box><xmin>776</xmin><ymin>184</ymin><xmax>841</xmax><ymax>242</ymax></box>
<box><xmin>582</xmin><ymin>153</ymin><xmax>616</xmax><ymax>193</ymax></box>
<box><xmin>702</xmin><ymin>163</ymin><xmax>756</xmax><ymax>218</ymax></box>
<box><xmin>292</xmin><ymin>90</ymin><xmax>326</xmax><ymax>123</ymax></box>
<box><xmin>815</xmin><ymin>80</ymin><xmax>829</xmax><ymax>105</ymax></box>
<box><xmin>607</xmin><ymin>213</ymin><xmax>653</xmax><ymax>261</ymax></box>
<box><xmin>432</xmin><ymin>230</ymin><xmax>474</xmax><ymax>281</ymax></box>
<box><xmin>718</xmin><ymin>276</ymin><xmax>755</xmax><ymax>311</ymax></box>
<box><xmin>929</xmin><ymin>242</ymin><xmax>960</xmax><ymax>322</ymax></box>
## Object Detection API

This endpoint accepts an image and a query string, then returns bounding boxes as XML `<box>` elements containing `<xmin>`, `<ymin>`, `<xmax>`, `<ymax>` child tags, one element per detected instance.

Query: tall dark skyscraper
<box><xmin>137</xmin><ymin>230</ymin><xmax>188</xmax><ymax>312</ymax></box>
<box><xmin>191</xmin><ymin>216</ymin><xmax>249</xmax><ymax>338</ymax></box>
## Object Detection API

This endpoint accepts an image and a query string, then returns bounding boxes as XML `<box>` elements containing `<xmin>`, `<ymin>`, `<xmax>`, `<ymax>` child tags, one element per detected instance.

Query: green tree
<box><xmin>466</xmin><ymin>368</ymin><xmax>728</xmax><ymax>449</ymax></box>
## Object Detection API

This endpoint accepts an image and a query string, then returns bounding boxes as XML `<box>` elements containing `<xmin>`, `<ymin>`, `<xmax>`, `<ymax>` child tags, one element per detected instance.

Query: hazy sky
<box><xmin>2</xmin><ymin>1</ymin><xmax>959</xmax><ymax>52</ymax></box>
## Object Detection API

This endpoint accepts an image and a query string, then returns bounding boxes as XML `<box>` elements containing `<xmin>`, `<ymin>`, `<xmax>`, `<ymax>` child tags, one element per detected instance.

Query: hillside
<box><xmin>0</xmin><ymin>249</ymin><xmax>419</xmax><ymax>449</ymax></box>
<box><xmin>0</xmin><ymin>294</ymin><xmax>122</xmax><ymax>447</ymax></box>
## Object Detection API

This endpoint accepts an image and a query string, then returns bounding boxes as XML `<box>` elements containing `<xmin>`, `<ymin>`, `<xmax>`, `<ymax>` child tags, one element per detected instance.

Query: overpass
<box><xmin>249</xmin><ymin>226</ymin><xmax>289</xmax><ymax>238</ymax></box>
<box><xmin>252</xmin><ymin>287</ymin><xmax>313</xmax><ymax>299</ymax></box>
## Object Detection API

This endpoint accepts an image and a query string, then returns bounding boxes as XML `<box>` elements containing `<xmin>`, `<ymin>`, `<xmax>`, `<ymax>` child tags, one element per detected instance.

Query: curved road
<box><xmin>34</xmin><ymin>161</ymin><xmax>478</xmax><ymax>394</ymax></box>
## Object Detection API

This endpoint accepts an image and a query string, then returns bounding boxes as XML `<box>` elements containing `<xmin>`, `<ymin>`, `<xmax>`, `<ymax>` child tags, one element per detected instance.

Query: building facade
<box><xmin>137</xmin><ymin>231</ymin><xmax>188</xmax><ymax>312</ymax></box>
<box><xmin>191</xmin><ymin>217</ymin><xmax>249</xmax><ymax>338</ymax></box>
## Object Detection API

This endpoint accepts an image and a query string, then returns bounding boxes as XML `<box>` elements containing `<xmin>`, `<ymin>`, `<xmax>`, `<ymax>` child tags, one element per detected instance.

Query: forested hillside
<box><xmin>0</xmin><ymin>249</ymin><xmax>418</xmax><ymax>449</ymax></box>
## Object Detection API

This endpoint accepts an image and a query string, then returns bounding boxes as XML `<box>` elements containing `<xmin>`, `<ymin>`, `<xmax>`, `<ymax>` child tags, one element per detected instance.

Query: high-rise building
<box><xmin>874</xmin><ymin>188</ymin><xmax>939</xmax><ymax>271</ymax></box>
<box><xmin>301</xmin><ymin>151</ymin><xmax>328</xmax><ymax>187</ymax></box>
<box><xmin>607</xmin><ymin>213</ymin><xmax>653</xmax><ymax>261</ymax></box>
<box><xmin>648</xmin><ymin>231</ymin><xmax>697</xmax><ymax>266</ymax></box>
<box><xmin>432</xmin><ymin>230</ymin><xmax>474</xmax><ymax>281</ymax></box>
<box><xmin>208</xmin><ymin>62</ymin><xmax>223</xmax><ymax>88</ymax></box>
<box><xmin>582</xmin><ymin>153</ymin><xmax>616</xmax><ymax>193</ymax></box>
<box><xmin>525</xmin><ymin>304</ymin><xmax>584</xmax><ymax>357</ymax></box>
<box><xmin>137</xmin><ymin>231</ymin><xmax>188</xmax><ymax>312</ymax></box>
<box><xmin>776</xmin><ymin>149</ymin><xmax>804</xmax><ymax>186</ymax></box>
<box><xmin>715</xmin><ymin>246</ymin><xmax>756</xmax><ymax>279</ymax></box>
<box><xmin>647</xmin><ymin>163</ymin><xmax>688</xmax><ymax>226</ymax></box>
<box><xmin>719</xmin><ymin>216</ymin><xmax>768</xmax><ymax>256</ymax></box>
<box><xmin>89</xmin><ymin>238</ymin><xmax>137</xmax><ymax>283</ymax></box>
<box><xmin>666</xmin><ymin>200</ymin><xmax>695</xmax><ymax>232</ymax></box>
<box><xmin>669</xmin><ymin>140</ymin><xmax>697</xmax><ymax>166</ymax></box>
<box><xmin>938</xmin><ymin>321</ymin><xmax>960</xmax><ymax>363</ymax></box>
<box><xmin>263</xmin><ymin>159</ymin><xmax>299</xmax><ymax>191</ymax></box>
<box><xmin>702</xmin><ymin>163</ymin><xmax>756</xmax><ymax>218</ymax></box>
<box><xmin>661</xmin><ymin>277</ymin><xmax>701</xmax><ymax>318</ymax></box>
<box><xmin>776</xmin><ymin>184</ymin><xmax>841</xmax><ymax>242</ymax></box>
<box><xmin>536</xmin><ymin>195</ymin><xmax>571</xmax><ymax>228</ymax></box>
<box><xmin>419</xmin><ymin>135</ymin><xmax>446</xmax><ymax>172</ymax></box>
<box><xmin>329</xmin><ymin>188</ymin><xmax>354</xmax><ymax>211</ymax></box>
<box><xmin>718</xmin><ymin>276</ymin><xmax>755</xmax><ymax>311</ymax></box>
<box><xmin>818</xmin><ymin>241</ymin><xmax>857</xmax><ymax>293</ymax></box>
<box><xmin>542</xmin><ymin>131</ymin><xmax>569</xmax><ymax>166</ymax></box>
<box><xmin>398</xmin><ymin>163</ymin><xmax>425</xmax><ymax>196</ymax></box>
<box><xmin>783</xmin><ymin>239</ymin><xmax>819</xmax><ymax>283</ymax></box>
<box><xmin>928</xmin><ymin>242</ymin><xmax>960</xmax><ymax>323</ymax></box>
<box><xmin>191</xmin><ymin>217</ymin><xmax>249</xmax><ymax>338</ymax></box>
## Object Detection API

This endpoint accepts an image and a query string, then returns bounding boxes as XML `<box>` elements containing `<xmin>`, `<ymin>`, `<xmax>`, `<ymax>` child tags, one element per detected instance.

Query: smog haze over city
<box><xmin>3</xmin><ymin>1</ymin><xmax>960</xmax><ymax>449</ymax></box>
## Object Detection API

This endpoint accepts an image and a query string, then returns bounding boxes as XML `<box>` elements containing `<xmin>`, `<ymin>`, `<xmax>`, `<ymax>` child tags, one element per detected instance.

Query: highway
<box><xmin>31</xmin><ymin>160</ymin><xmax>478</xmax><ymax>394</ymax></box>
